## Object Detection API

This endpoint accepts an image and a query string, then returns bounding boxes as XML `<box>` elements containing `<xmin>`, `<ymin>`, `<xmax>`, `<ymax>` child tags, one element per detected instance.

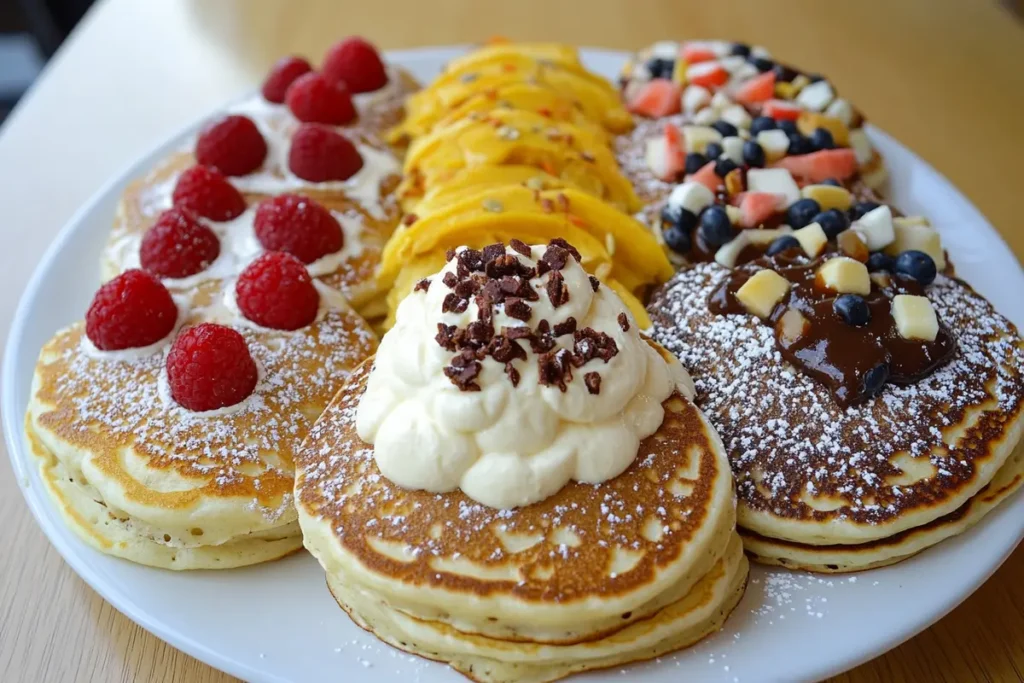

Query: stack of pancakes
<box><xmin>295</xmin><ymin>351</ymin><xmax>745</xmax><ymax>682</ymax></box>
<box><xmin>26</xmin><ymin>38</ymin><xmax>413</xmax><ymax>569</ymax></box>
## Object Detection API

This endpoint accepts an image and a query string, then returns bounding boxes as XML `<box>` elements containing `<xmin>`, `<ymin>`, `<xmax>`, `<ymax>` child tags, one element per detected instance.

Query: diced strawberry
<box><xmin>763</xmin><ymin>99</ymin><xmax>803</xmax><ymax>120</ymax></box>
<box><xmin>735</xmin><ymin>71</ymin><xmax>776</xmax><ymax>105</ymax></box>
<box><xmin>682</xmin><ymin>43</ymin><xmax>716</xmax><ymax>64</ymax></box>
<box><xmin>738</xmin><ymin>191</ymin><xmax>784</xmax><ymax>228</ymax></box>
<box><xmin>773</xmin><ymin>148</ymin><xmax>858</xmax><ymax>184</ymax></box>
<box><xmin>644</xmin><ymin>127</ymin><xmax>685</xmax><ymax>181</ymax></box>
<box><xmin>627</xmin><ymin>79</ymin><xmax>682</xmax><ymax>118</ymax></box>
<box><xmin>686</xmin><ymin>62</ymin><xmax>728</xmax><ymax>89</ymax></box>
<box><xmin>686</xmin><ymin>161</ymin><xmax>721</xmax><ymax>193</ymax></box>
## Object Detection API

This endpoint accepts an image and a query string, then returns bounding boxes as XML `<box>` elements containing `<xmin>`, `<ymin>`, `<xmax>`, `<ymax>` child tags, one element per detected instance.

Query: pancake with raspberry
<box><xmin>105</xmin><ymin>36</ymin><xmax>418</xmax><ymax>319</ymax></box>
<box><xmin>25</xmin><ymin>260</ymin><xmax>377</xmax><ymax>570</ymax></box>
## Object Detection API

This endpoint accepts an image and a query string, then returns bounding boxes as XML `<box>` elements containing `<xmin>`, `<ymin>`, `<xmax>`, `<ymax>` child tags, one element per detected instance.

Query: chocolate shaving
<box><xmin>504</xmin><ymin>297</ymin><xmax>532</xmax><ymax>321</ymax></box>
<box><xmin>549</xmin><ymin>238</ymin><xmax>581</xmax><ymax>262</ymax></box>
<box><xmin>482</xmin><ymin>243</ymin><xmax>506</xmax><ymax>263</ymax></box>
<box><xmin>442</xmin><ymin>271</ymin><xmax>458</xmax><ymax>288</ymax></box>
<box><xmin>541</xmin><ymin>245</ymin><xmax>569</xmax><ymax>271</ymax></box>
<box><xmin>572</xmin><ymin>327</ymin><xmax>619</xmax><ymax>366</ymax></box>
<box><xmin>435</xmin><ymin>323</ymin><xmax>459</xmax><ymax>351</ymax></box>
<box><xmin>617</xmin><ymin>312</ymin><xmax>630</xmax><ymax>332</ymax></box>
<box><xmin>443</xmin><ymin>351</ymin><xmax>482</xmax><ymax>391</ymax></box>
<box><xmin>538</xmin><ymin>348</ymin><xmax>573</xmax><ymax>391</ymax></box>
<box><xmin>503</xmin><ymin>326</ymin><xmax>532</xmax><ymax>340</ymax></box>
<box><xmin>589</xmin><ymin>275</ymin><xmax>601</xmax><ymax>291</ymax></box>
<box><xmin>489</xmin><ymin>335</ymin><xmax>527</xmax><ymax>363</ymax></box>
<box><xmin>504</xmin><ymin>362</ymin><xmax>521</xmax><ymax>387</ymax></box>
<box><xmin>442</xmin><ymin>293</ymin><xmax>468</xmax><ymax>314</ymax></box>
<box><xmin>584</xmin><ymin>372</ymin><xmax>601</xmax><ymax>395</ymax></box>
<box><xmin>556</xmin><ymin>193</ymin><xmax>570</xmax><ymax>211</ymax></box>
<box><xmin>454</xmin><ymin>278</ymin><xmax>482</xmax><ymax>299</ymax></box>
<box><xmin>414</xmin><ymin>278</ymin><xmax>431</xmax><ymax>293</ymax></box>
<box><xmin>457</xmin><ymin>248</ymin><xmax>484</xmax><ymax>273</ymax></box>
<box><xmin>402</xmin><ymin>213</ymin><xmax>419</xmax><ymax>226</ymax></box>
<box><xmin>486</xmin><ymin>254</ymin><xmax>530</xmax><ymax>278</ymax></box>
<box><xmin>467</xmin><ymin>320</ymin><xmax>494</xmax><ymax>345</ymax></box>
<box><xmin>509</xmin><ymin>239</ymin><xmax>531</xmax><ymax>256</ymax></box>
<box><xmin>553</xmin><ymin>317</ymin><xmax>577</xmax><ymax>336</ymax></box>
<box><xmin>546</xmin><ymin>270</ymin><xmax>569</xmax><ymax>307</ymax></box>
<box><xmin>445</xmin><ymin>248</ymin><xmax>456</xmax><ymax>262</ymax></box>
<box><xmin>540</xmin><ymin>198</ymin><xmax>555</xmax><ymax>213</ymax></box>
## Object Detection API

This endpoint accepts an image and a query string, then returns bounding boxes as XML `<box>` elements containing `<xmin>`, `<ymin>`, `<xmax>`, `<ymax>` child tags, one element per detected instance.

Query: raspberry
<box><xmin>85</xmin><ymin>269</ymin><xmax>177</xmax><ymax>350</ymax></box>
<box><xmin>195</xmin><ymin>115</ymin><xmax>267</xmax><ymax>177</ymax></box>
<box><xmin>235</xmin><ymin>252</ymin><xmax>319</xmax><ymax>331</ymax></box>
<box><xmin>285</xmin><ymin>72</ymin><xmax>356</xmax><ymax>125</ymax></box>
<box><xmin>172</xmin><ymin>166</ymin><xmax>247</xmax><ymax>221</ymax></box>
<box><xmin>253</xmin><ymin>194</ymin><xmax>343</xmax><ymax>263</ymax></box>
<box><xmin>166</xmin><ymin>323</ymin><xmax>258</xmax><ymax>412</ymax></box>
<box><xmin>261</xmin><ymin>55</ymin><xmax>313</xmax><ymax>103</ymax></box>
<box><xmin>322</xmin><ymin>37</ymin><xmax>388</xmax><ymax>94</ymax></box>
<box><xmin>140</xmin><ymin>207</ymin><xmax>221</xmax><ymax>278</ymax></box>
<box><xmin>288</xmin><ymin>124</ymin><xmax>364</xmax><ymax>182</ymax></box>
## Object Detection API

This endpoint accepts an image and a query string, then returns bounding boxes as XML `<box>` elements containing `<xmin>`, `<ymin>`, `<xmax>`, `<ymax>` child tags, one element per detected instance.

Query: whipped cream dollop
<box><xmin>356</xmin><ymin>241</ymin><xmax>693</xmax><ymax>509</ymax></box>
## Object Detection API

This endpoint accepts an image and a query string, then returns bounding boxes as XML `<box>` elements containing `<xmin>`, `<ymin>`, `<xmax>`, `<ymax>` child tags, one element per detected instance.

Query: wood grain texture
<box><xmin>0</xmin><ymin>0</ymin><xmax>1022</xmax><ymax>681</ymax></box>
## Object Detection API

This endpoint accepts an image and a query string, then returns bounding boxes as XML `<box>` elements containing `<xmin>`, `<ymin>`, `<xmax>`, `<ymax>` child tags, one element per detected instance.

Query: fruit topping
<box><xmin>85</xmin><ymin>269</ymin><xmax>177</xmax><ymax>350</ymax></box>
<box><xmin>627</xmin><ymin>79</ymin><xmax>682</xmax><ymax>117</ymax></box>
<box><xmin>140</xmin><ymin>207</ymin><xmax>221</xmax><ymax>279</ymax></box>
<box><xmin>261</xmin><ymin>56</ymin><xmax>313</xmax><ymax>103</ymax></box>
<box><xmin>235</xmin><ymin>252</ymin><xmax>320</xmax><ymax>331</ymax></box>
<box><xmin>734</xmin><ymin>71</ymin><xmax>775</xmax><ymax>105</ymax></box>
<box><xmin>833</xmin><ymin>293</ymin><xmax>871</xmax><ymax>327</ymax></box>
<box><xmin>285</xmin><ymin>72</ymin><xmax>357</xmax><ymax>125</ymax></box>
<box><xmin>287</xmin><ymin>123</ymin><xmax>364</xmax><ymax>182</ymax></box>
<box><xmin>253</xmin><ymin>194</ymin><xmax>343</xmax><ymax>263</ymax></box>
<box><xmin>172</xmin><ymin>166</ymin><xmax>246</xmax><ymax>221</ymax></box>
<box><xmin>766</xmin><ymin>235</ymin><xmax>800</xmax><ymax>256</ymax></box>
<box><xmin>700</xmin><ymin>205</ymin><xmax>734</xmax><ymax>246</ymax></box>
<box><xmin>893</xmin><ymin>250</ymin><xmax>937</xmax><ymax>286</ymax></box>
<box><xmin>195</xmin><ymin>115</ymin><xmax>268</xmax><ymax>177</ymax></box>
<box><xmin>773</xmin><ymin>148</ymin><xmax>858</xmax><ymax>184</ymax></box>
<box><xmin>166</xmin><ymin>323</ymin><xmax>258</xmax><ymax>411</ymax></box>
<box><xmin>322</xmin><ymin>37</ymin><xmax>388</xmax><ymax>94</ymax></box>
<box><xmin>892</xmin><ymin>295</ymin><xmax>939</xmax><ymax>341</ymax></box>
<box><xmin>736</xmin><ymin>269</ymin><xmax>789</xmax><ymax>318</ymax></box>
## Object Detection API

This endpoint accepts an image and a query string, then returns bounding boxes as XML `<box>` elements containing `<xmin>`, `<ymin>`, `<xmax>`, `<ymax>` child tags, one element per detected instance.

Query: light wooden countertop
<box><xmin>1</xmin><ymin>1</ymin><xmax>1022</xmax><ymax>681</ymax></box>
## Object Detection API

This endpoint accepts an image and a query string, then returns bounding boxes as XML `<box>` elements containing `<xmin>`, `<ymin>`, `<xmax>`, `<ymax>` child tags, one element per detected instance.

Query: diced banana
<box><xmin>777</xmin><ymin>308</ymin><xmax>809</xmax><ymax>344</ymax></box>
<box><xmin>793</xmin><ymin>222</ymin><xmax>828</xmax><ymax>257</ymax></box>
<box><xmin>693</xmin><ymin>106</ymin><xmax>718</xmax><ymax>126</ymax></box>
<box><xmin>852</xmin><ymin>205</ymin><xmax>895</xmax><ymax>251</ymax></box>
<box><xmin>848</xmin><ymin>128</ymin><xmax>874</xmax><ymax>165</ymax></box>
<box><xmin>885</xmin><ymin>221</ymin><xmax>946</xmax><ymax>270</ymax></box>
<box><xmin>892</xmin><ymin>295</ymin><xmax>939</xmax><ymax>341</ymax></box>
<box><xmin>714</xmin><ymin>231</ymin><xmax>751</xmax><ymax>268</ymax></box>
<box><xmin>801</xmin><ymin>184</ymin><xmax>853</xmax><ymax>211</ymax></box>
<box><xmin>710</xmin><ymin>90</ymin><xmax>733</xmax><ymax>112</ymax></box>
<box><xmin>746</xmin><ymin>168</ymin><xmax>801</xmax><ymax>207</ymax></box>
<box><xmin>747</xmin><ymin>225</ymin><xmax>794</xmax><ymax>245</ymax></box>
<box><xmin>791</xmin><ymin>74</ymin><xmax>811</xmax><ymax>92</ymax></box>
<box><xmin>725</xmin><ymin>204</ymin><xmax>743</xmax><ymax>224</ymax></box>
<box><xmin>721</xmin><ymin>136</ymin><xmax>745</xmax><ymax>164</ymax></box>
<box><xmin>724</xmin><ymin>169</ymin><xmax>744</xmax><ymax>198</ymax></box>
<box><xmin>838</xmin><ymin>230</ymin><xmax>869</xmax><ymax>262</ymax></box>
<box><xmin>681</xmin><ymin>125</ymin><xmax>723</xmax><ymax>154</ymax></box>
<box><xmin>721</xmin><ymin>104</ymin><xmax>752</xmax><ymax>130</ymax></box>
<box><xmin>736</xmin><ymin>269</ymin><xmax>791</xmax><ymax>318</ymax></box>
<box><xmin>732</xmin><ymin>62</ymin><xmax>760</xmax><ymax>82</ymax></box>
<box><xmin>756</xmin><ymin>129</ymin><xmax>791</xmax><ymax>162</ymax></box>
<box><xmin>825</xmin><ymin>98</ymin><xmax>854</xmax><ymax>127</ymax></box>
<box><xmin>682</xmin><ymin>84</ymin><xmax>711</xmax><ymax>114</ymax></box>
<box><xmin>796</xmin><ymin>80</ymin><xmax>834</xmax><ymax>112</ymax></box>
<box><xmin>667</xmin><ymin>181</ymin><xmax>714</xmax><ymax>215</ymax></box>
<box><xmin>894</xmin><ymin>215</ymin><xmax>931</xmax><ymax>228</ymax></box>
<box><xmin>817</xmin><ymin>256</ymin><xmax>871</xmax><ymax>295</ymax></box>
<box><xmin>672</xmin><ymin>58</ymin><xmax>688</xmax><ymax>85</ymax></box>
<box><xmin>651</xmin><ymin>41</ymin><xmax>680</xmax><ymax>59</ymax></box>
<box><xmin>719</xmin><ymin>55</ymin><xmax>747</xmax><ymax>74</ymax></box>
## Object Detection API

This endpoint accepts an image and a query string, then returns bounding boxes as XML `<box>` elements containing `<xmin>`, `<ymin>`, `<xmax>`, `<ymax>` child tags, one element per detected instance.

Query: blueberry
<box><xmin>810</xmin><ymin>127</ymin><xmax>835</xmax><ymax>151</ymax></box>
<box><xmin>660</xmin><ymin>205</ymin><xmax>698</xmax><ymax>231</ymax></box>
<box><xmin>850</xmin><ymin>201</ymin><xmax>881</xmax><ymax>220</ymax></box>
<box><xmin>750</xmin><ymin>116</ymin><xmax>776</xmax><ymax>136</ymax></box>
<box><xmin>684</xmin><ymin>152</ymin><xmax>708</xmax><ymax>175</ymax></box>
<box><xmin>777</xmin><ymin>120</ymin><xmax>799</xmax><ymax>135</ymax></box>
<box><xmin>705</xmin><ymin>142</ymin><xmax>724</xmax><ymax>159</ymax></box>
<box><xmin>700</xmin><ymin>206</ymin><xmax>734</xmax><ymax>247</ymax></box>
<box><xmin>766</xmin><ymin>235</ymin><xmax>801</xmax><ymax>256</ymax></box>
<box><xmin>834</xmin><ymin>294</ymin><xmax>871</xmax><ymax>327</ymax></box>
<box><xmin>750</xmin><ymin>56</ymin><xmax>774</xmax><ymax>72</ymax></box>
<box><xmin>714</xmin><ymin>158</ymin><xmax>739</xmax><ymax>178</ymax></box>
<box><xmin>866</xmin><ymin>252</ymin><xmax>895</xmax><ymax>273</ymax></box>
<box><xmin>893</xmin><ymin>250</ymin><xmax>937</xmax><ymax>285</ymax></box>
<box><xmin>772</xmin><ymin>63</ymin><xmax>798</xmax><ymax>82</ymax></box>
<box><xmin>821</xmin><ymin>178</ymin><xmax>841</xmax><ymax>187</ymax></box>
<box><xmin>863</xmin><ymin>363</ymin><xmax>889</xmax><ymax>398</ymax></box>
<box><xmin>645</xmin><ymin>57</ymin><xmax>674</xmax><ymax>80</ymax></box>
<box><xmin>813</xmin><ymin>209</ymin><xmax>849</xmax><ymax>239</ymax></box>
<box><xmin>743</xmin><ymin>141</ymin><xmax>766</xmax><ymax>168</ymax></box>
<box><xmin>711</xmin><ymin>120</ymin><xmax>739</xmax><ymax>137</ymax></box>
<box><xmin>807</xmin><ymin>73</ymin><xmax>826</xmax><ymax>83</ymax></box>
<box><xmin>787</xmin><ymin>134</ymin><xmax>815</xmax><ymax>156</ymax></box>
<box><xmin>662</xmin><ymin>224</ymin><xmax>692</xmax><ymax>254</ymax></box>
<box><xmin>730</xmin><ymin>43</ymin><xmax>751</xmax><ymax>57</ymax></box>
<box><xmin>786</xmin><ymin>198</ymin><xmax>821</xmax><ymax>229</ymax></box>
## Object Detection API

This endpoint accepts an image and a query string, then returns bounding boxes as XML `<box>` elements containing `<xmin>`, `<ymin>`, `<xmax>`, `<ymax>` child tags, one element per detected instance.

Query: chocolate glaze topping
<box><xmin>708</xmin><ymin>247</ymin><xmax>956</xmax><ymax>407</ymax></box>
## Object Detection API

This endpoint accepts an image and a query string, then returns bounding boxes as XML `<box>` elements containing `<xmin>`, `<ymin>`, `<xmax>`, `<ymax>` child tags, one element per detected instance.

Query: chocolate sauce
<box><xmin>708</xmin><ymin>248</ymin><xmax>956</xmax><ymax>407</ymax></box>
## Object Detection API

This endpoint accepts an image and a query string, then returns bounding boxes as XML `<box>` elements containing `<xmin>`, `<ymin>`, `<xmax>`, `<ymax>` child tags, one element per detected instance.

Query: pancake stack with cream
<box><xmin>295</xmin><ymin>241</ymin><xmax>746</xmax><ymax>682</ymax></box>
<box><xmin>375</xmin><ymin>41</ymin><xmax>674</xmax><ymax>329</ymax></box>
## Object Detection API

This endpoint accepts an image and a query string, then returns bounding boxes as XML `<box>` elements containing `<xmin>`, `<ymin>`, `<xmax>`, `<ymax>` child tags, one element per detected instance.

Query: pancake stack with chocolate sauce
<box><xmin>634</xmin><ymin>39</ymin><xmax>1024</xmax><ymax>571</ymax></box>
<box><xmin>25</xmin><ymin>36</ymin><xmax>411</xmax><ymax>568</ymax></box>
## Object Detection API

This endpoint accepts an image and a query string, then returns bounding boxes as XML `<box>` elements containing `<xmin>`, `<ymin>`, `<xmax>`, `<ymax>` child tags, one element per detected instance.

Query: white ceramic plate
<box><xmin>5</xmin><ymin>47</ymin><xmax>1023</xmax><ymax>683</ymax></box>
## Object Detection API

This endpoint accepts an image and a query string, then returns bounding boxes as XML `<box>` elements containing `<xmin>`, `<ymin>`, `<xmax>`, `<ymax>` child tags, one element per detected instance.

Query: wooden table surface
<box><xmin>1</xmin><ymin>0</ymin><xmax>1022</xmax><ymax>681</ymax></box>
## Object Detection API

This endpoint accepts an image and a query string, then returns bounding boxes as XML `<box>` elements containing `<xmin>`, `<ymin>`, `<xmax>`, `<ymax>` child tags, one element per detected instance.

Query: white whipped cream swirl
<box><xmin>356</xmin><ymin>244</ymin><xmax>693</xmax><ymax>509</ymax></box>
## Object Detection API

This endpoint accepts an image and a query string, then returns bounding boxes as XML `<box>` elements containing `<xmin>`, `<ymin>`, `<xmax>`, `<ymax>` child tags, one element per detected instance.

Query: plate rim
<box><xmin>3</xmin><ymin>45</ymin><xmax>1022</xmax><ymax>683</ymax></box>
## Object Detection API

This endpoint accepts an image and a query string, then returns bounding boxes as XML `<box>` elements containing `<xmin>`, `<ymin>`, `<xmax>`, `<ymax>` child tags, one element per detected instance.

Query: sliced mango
<box><xmin>414</xmin><ymin>166</ymin><xmax>574</xmax><ymax>215</ymax></box>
